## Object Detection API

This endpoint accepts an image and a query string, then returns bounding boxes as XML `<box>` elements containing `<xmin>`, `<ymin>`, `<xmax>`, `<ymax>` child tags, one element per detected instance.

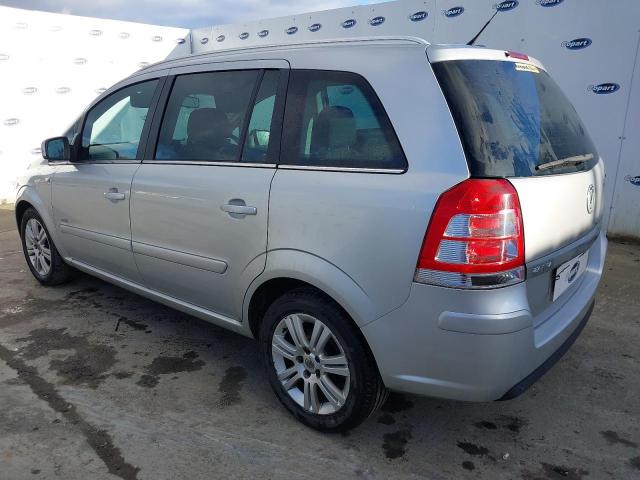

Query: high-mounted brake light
<box><xmin>505</xmin><ymin>50</ymin><xmax>529</xmax><ymax>61</ymax></box>
<box><xmin>415</xmin><ymin>179</ymin><xmax>525</xmax><ymax>289</ymax></box>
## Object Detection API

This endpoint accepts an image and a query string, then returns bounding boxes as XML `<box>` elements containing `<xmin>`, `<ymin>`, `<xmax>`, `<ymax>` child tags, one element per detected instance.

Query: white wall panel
<box><xmin>0</xmin><ymin>6</ymin><xmax>189</xmax><ymax>203</ymax></box>
<box><xmin>608</xmin><ymin>33</ymin><xmax>640</xmax><ymax>239</ymax></box>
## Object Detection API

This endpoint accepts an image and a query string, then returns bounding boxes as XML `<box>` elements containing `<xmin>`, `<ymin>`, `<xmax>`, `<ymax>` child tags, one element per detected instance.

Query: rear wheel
<box><xmin>259</xmin><ymin>287</ymin><xmax>386</xmax><ymax>431</ymax></box>
<box><xmin>20</xmin><ymin>208</ymin><xmax>72</xmax><ymax>286</ymax></box>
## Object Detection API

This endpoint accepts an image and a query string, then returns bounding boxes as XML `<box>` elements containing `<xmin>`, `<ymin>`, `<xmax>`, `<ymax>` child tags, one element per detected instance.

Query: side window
<box><xmin>81</xmin><ymin>79</ymin><xmax>158</xmax><ymax>161</ymax></box>
<box><xmin>282</xmin><ymin>70</ymin><xmax>407</xmax><ymax>170</ymax></box>
<box><xmin>241</xmin><ymin>70</ymin><xmax>279</xmax><ymax>163</ymax></box>
<box><xmin>155</xmin><ymin>70</ymin><xmax>259</xmax><ymax>162</ymax></box>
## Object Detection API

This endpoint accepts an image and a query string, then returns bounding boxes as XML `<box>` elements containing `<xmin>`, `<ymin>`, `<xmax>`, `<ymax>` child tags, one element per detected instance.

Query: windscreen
<box><xmin>432</xmin><ymin>60</ymin><xmax>598</xmax><ymax>177</ymax></box>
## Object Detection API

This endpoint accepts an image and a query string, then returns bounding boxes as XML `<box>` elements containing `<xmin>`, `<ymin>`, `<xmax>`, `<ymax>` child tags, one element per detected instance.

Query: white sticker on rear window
<box><xmin>515</xmin><ymin>63</ymin><xmax>540</xmax><ymax>74</ymax></box>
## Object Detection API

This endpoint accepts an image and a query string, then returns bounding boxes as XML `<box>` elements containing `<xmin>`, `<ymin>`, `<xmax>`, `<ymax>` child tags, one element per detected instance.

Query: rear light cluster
<box><xmin>415</xmin><ymin>179</ymin><xmax>525</xmax><ymax>289</ymax></box>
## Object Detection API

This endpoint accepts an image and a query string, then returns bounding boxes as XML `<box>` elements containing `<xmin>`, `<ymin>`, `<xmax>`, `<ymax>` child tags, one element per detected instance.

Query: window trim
<box><xmin>278</xmin><ymin>69</ymin><xmax>408</xmax><ymax>174</ymax></box>
<box><xmin>277</xmin><ymin>164</ymin><xmax>406</xmax><ymax>174</ymax></box>
<box><xmin>75</xmin><ymin>76</ymin><xmax>166</xmax><ymax>164</ymax></box>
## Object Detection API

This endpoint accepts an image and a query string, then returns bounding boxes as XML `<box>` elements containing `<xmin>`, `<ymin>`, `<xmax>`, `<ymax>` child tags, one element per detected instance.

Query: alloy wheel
<box><xmin>24</xmin><ymin>218</ymin><xmax>52</xmax><ymax>277</ymax></box>
<box><xmin>271</xmin><ymin>313</ymin><xmax>351</xmax><ymax>415</ymax></box>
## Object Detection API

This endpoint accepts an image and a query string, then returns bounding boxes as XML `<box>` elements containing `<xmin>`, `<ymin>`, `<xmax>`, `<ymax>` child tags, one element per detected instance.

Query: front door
<box><xmin>52</xmin><ymin>78</ymin><xmax>161</xmax><ymax>282</ymax></box>
<box><xmin>130</xmin><ymin>63</ymin><xmax>287</xmax><ymax>320</ymax></box>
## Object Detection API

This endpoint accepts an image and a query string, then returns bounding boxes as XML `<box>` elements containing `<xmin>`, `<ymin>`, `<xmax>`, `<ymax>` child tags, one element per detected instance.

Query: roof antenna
<box><xmin>466</xmin><ymin>10</ymin><xmax>498</xmax><ymax>46</ymax></box>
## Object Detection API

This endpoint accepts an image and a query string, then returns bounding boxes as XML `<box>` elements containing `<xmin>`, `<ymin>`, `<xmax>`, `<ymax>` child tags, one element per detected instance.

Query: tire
<box><xmin>259</xmin><ymin>287</ymin><xmax>387</xmax><ymax>432</ymax></box>
<box><xmin>20</xmin><ymin>207</ymin><xmax>72</xmax><ymax>286</ymax></box>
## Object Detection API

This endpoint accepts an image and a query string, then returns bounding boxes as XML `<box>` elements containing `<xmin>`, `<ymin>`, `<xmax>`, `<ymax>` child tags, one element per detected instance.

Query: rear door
<box><xmin>130</xmin><ymin>61</ymin><xmax>287</xmax><ymax>320</ymax></box>
<box><xmin>430</xmin><ymin>49</ymin><xmax>604</xmax><ymax>311</ymax></box>
<box><xmin>52</xmin><ymin>77</ymin><xmax>162</xmax><ymax>282</ymax></box>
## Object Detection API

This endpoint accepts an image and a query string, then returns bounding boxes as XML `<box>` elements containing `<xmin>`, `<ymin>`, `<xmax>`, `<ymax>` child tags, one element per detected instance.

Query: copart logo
<box><xmin>308</xmin><ymin>23</ymin><xmax>322</xmax><ymax>32</ymax></box>
<box><xmin>624</xmin><ymin>175</ymin><xmax>640</xmax><ymax>187</ymax></box>
<box><xmin>496</xmin><ymin>1</ymin><xmax>518</xmax><ymax>12</ymax></box>
<box><xmin>562</xmin><ymin>38</ymin><xmax>592</xmax><ymax>50</ymax></box>
<box><xmin>369</xmin><ymin>16</ymin><xmax>385</xmax><ymax>26</ymax></box>
<box><xmin>409</xmin><ymin>11</ymin><xmax>428</xmax><ymax>22</ymax></box>
<box><xmin>258</xmin><ymin>30</ymin><xmax>269</xmax><ymax>38</ymax></box>
<box><xmin>286</xmin><ymin>26</ymin><xmax>298</xmax><ymax>35</ymax></box>
<box><xmin>73</xmin><ymin>57</ymin><xmax>87</xmax><ymax>65</ymax></box>
<box><xmin>443</xmin><ymin>7</ymin><xmax>464</xmax><ymax>17</ymax></box>
<box><xmin>342</xmin><ymin>19</ymin><xmax>357</xmax><ymax>28</ymax></box>
<box><xmin>22</xmin><ymin>87</ymin><xmax>38</xmax><ymax>95</ymax></box>
<box><xmin>56</xmin><ymin>87</ymin><xmax>71</xmax><ymax>94</ymax></box>
<box><xmin>239</xmin><ymin>32</ymin><xmax>250</xmax><ymax>40</ymax></box>
<box><xmin>537</xmin><ymin>0</ymin><xmax>564</xmax><ymax>6</ymax></box>
<box><xmin>3</xmin><ymin>118</ymin><xmax>20</xmax><ymax>126</ymax></box>
<box><xmin>588</xmin><ymin>83</ymin><xmax>620</xmax><ymax>94</ymax></box>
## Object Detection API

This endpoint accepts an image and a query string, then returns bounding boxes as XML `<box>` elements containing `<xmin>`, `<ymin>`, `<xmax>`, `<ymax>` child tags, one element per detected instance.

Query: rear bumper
<box><xmin>499</xmin><ymin>299</ymin><xmax>593</xmax><ymax>400</ymax></box>
<box><xmin>361</xmin><ymin>230</ymin><xmax>607</xmax><ymax>402</ymax></box>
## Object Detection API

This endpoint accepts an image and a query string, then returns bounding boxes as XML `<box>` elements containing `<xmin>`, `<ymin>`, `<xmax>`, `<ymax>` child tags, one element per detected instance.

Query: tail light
<box><xmin>415</xmin><ymin>179</ymin><xmax>525</xmax><ymax>289</ymax></box>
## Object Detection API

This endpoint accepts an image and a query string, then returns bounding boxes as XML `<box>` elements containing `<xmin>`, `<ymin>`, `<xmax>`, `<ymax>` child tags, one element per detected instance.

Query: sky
<box><xmin>0</xmin><ymin>0</ymin><xmax>380</xmax><ymax>29</ymax></box>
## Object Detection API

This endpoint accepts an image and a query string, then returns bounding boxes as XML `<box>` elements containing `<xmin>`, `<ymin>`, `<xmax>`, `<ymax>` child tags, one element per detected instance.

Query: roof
<box><xmin>135</xmin><ymin>36</ymin><xmax>431</xmax><ymax>75</ymax></box>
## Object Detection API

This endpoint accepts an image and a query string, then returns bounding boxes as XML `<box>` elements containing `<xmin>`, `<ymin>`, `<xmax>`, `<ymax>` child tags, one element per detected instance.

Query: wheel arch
<box><xmin>14</xmin><ymin>187</ymin><xmax>67</xmax><ymax>258</ymax></box>
<box><xmin>244</xmin><ymin>249</ymin><xmax>378</xmax><ymax>339</ymax></box>
<box><xmin>15</xmin><ymin>198</ymin><xmax>32</xmax><ymax>229</ymax></box>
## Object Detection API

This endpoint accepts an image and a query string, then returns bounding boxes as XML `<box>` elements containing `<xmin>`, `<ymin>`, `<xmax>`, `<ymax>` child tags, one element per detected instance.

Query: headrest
<box><xmin>187</xmin><ymin>108</ymin><xmax>230</xmax><ymax>143</ymax></box>
<box><xmin>312</xmin><ymin>106</ymin><xmax>357</xmax><ymax>152</ymax></box>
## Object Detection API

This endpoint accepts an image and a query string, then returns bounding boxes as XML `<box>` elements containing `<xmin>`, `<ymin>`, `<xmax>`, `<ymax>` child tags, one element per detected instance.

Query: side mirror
<box><xmin>42</xmin><ymin>136</ymin><xmax>71</xmax><ymax>162</ymax></box>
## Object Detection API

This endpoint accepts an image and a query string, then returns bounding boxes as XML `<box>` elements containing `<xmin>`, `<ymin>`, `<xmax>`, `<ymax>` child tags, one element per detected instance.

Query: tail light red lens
<box><xmin>415</xmin><ymin>179</ymin><xmax>525</xmax><ymax>288</ymax></box>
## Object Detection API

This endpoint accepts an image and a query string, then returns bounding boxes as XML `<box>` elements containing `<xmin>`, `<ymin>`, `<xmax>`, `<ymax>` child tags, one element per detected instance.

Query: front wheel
<box><xmin>259</xmin><ymin>287</ymin><xmax>387</xmax><ymax>432</ymax></box>
<box><xmin>20</xmin><ymin>207</ymin><xmax>72</xmax><ymax>286</ymax></box>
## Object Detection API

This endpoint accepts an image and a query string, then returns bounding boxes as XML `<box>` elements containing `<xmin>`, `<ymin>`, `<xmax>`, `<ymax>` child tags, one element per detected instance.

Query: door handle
<box><xmin>104</xmin><ymin>189</ymin><xmax>126</xmax><ymax>201</ymax></box>
<box><xmin>221</xmin><ymin>202</ymin><xmax>257</xmax><ymax>216</ymax></box>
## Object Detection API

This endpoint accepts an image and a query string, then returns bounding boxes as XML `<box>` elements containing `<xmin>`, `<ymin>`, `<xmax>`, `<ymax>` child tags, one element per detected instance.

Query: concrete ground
<box><xmin>0</xmin><ymin>206</ymin><xmax>638</xmax><ymax>480</ymax></box>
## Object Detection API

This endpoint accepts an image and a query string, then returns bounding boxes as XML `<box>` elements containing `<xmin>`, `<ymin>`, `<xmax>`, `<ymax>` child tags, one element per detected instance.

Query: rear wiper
<box><xmin>535</xmin><ymin>153</ymin><xmax>594</xmax><ymax>171</ymax></box>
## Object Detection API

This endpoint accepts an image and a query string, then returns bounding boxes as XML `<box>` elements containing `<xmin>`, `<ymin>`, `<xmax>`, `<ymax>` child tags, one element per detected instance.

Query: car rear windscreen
<box><xmin>432</xmin><ymin>60</ymin><xmax>598</xmax><ymax>177</ymax></box>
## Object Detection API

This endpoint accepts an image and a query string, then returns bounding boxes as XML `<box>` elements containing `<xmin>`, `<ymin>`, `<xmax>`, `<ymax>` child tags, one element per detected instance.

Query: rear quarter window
<box><xmin>281</xmin><ymin>70</ymin><xmax>407</xmax><ymax>171</ymax></box>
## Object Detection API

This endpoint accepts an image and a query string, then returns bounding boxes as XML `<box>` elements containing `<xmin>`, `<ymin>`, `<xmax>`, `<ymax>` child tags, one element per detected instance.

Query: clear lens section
<box><xmin>444</xmin><ymin>211</ymin><xmax>517</xmax><ymax>238</ymax></box>
<box><xmin>435</xmin><ymin>240</ymin><xmax>466</xmax><ymax>264</ymax></box>
<box><xmin>414</xmin><ymin>266</ymin><xmax>525</xmax><ymax>289</ymax></box>
<box><xmin>436</xmin><ymin>238</ymin><xmax>520</xmax><ymax>265</ymax></box>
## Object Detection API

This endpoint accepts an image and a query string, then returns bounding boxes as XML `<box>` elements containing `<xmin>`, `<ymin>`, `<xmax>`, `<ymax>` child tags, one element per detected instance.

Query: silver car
<box><xmin>16</xmin><ymin>37</ymin><xmax>606</xmax><ymax>431</ymax></box>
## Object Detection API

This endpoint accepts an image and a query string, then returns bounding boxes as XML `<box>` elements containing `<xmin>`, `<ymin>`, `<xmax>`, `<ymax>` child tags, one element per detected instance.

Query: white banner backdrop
<box><xmin>1</xmin><ymin>1</ymin><xmax>638</xmax><ymax>238</ymax></box>
<box><xmin>0</xmin><ymin>6</ymin><xmax>189</xmax><ymax>204</ymax></box>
